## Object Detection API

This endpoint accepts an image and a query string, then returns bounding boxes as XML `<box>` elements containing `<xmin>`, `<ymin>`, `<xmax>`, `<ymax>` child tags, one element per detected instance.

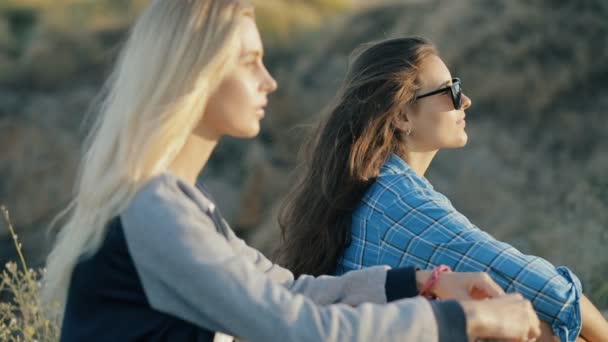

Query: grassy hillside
<box><xmin>0</xmin><ymin>0</ymin><xmax>606</xmax><ymax>318</ymax></box>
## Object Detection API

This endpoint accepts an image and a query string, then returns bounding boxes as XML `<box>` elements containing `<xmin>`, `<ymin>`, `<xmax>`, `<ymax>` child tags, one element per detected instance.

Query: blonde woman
<box><xmin>43</xmin><ymin>1</ymin><xmax>541</xmax><ymax>341</ymax></box>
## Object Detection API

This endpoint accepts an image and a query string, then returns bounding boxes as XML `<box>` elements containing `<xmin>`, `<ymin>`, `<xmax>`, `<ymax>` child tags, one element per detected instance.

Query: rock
<box><xmin>0</xmin><ymin>117</ymin><xmax>79</xmax><ymax>265</ymax></box>
<box><xmin>17</xmin><ymin>30</ymin><xmax>105</xmax><ymax>89</ymax></box>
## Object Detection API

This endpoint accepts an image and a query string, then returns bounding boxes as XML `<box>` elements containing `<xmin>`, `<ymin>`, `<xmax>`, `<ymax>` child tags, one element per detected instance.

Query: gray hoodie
<box><xmin>61</xmin><ymin>172</ymin><xmax>467</xmax><ymax>341</ymax></box>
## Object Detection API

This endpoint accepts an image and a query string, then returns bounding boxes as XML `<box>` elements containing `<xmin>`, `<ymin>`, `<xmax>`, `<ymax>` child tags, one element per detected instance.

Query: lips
<box><xmin>457</xmin><ymin>116</ymin><xmax>466</xmax><ymax>126</ymax></box>
<box><xmin>256</xmin><ymin>105</ymin><xmax>266</xmax><ymax>119</ymax></box>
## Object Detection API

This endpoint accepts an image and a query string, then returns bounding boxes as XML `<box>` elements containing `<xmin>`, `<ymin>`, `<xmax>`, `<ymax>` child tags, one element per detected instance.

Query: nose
<box><xmin>261</xmin><ymin>64</ymin><xmax>278</xmax><ymax>94</ymax></box>
<box><xmin>266</xmin><ymin>74</ymin><xmax>278</xmax><ymax>93</ymax></box>
<box><xmin>461</xmin><ymin>93</ymin><xmax>472</xmax><ymax>110</ymax></box>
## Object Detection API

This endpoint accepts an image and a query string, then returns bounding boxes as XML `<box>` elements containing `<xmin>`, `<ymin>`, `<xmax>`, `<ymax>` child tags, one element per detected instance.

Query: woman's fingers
<box><xmin>470</xmin><ymin>273</ymin><xmax>505</xmax><ymax>298</ymax></box>
<box><xmin>526</xmin><ymin>301</ymin><xmax>542</xmax><ymax>340</ymax></box>
<box><xmin>469</xmin><ymin>285</ymin><xmax>494</xmax><ymax>300</ymax></box>
<box><xmin>435</xmin><ymin>271</ymin><xmax>542</xmax><ymax>340</ymax></box>
<box><xmin>461</xmin><ymin>294</ymin><xmax>541</xmax><ymax>340</ymax></box>
<box><xmin>435</xmin><ymin>271</ymin><xmax>505</xmax><ymax>300</ymax></box>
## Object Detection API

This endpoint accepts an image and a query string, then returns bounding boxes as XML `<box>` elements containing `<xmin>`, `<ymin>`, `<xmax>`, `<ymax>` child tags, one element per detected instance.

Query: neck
<box><xmin>402</xmin><ymin>150</ymin><xmax>437</xmax><ymax>177</ymax></box>
<box><xmin>169</xmin><ymin>133</ymin><xmax>218</xmax><ymax>186</ymax></box>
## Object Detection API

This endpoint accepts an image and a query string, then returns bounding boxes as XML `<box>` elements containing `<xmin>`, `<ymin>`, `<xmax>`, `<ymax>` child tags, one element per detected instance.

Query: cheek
<box><xmin>437</xmin><ymin>113</ymin><xmax>467</xmax><ymax>146</ymax></box>
<box><xmin>196</xmin><ymin>72</ymin><xmax>262</xmax><ymax>138</ymax></box>
<box><xmin>213</xmin><ymin>77</ymin><xmax>251</xmax><ymax>115</ymax></box>
<box><xmin>205</xmin><ymin>78</ymin><xmax>252</xmax><ymax>124</ymax></box>
<box><xmin>418</xmin><ymin>113</ymin><xmax>445</xmax><ymax>139</ymax></box>
<box><xmin>417</xmin><ymin>113</ymin><xmax>462</xmax><ymax>145</ymax></box>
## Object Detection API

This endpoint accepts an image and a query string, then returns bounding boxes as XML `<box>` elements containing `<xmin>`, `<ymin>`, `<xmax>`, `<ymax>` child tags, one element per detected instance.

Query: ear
<box><xmin>391</xmin><ymin>110</ymin><xmax>411</xmax><ymax>133</ymax></box>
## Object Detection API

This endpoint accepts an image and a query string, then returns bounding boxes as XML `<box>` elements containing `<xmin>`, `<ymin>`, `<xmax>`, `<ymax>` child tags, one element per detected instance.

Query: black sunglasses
<box><xmin>415</xmin><ymin>78</ymin><xmax>462</xmax><ymax>110</ymax></box>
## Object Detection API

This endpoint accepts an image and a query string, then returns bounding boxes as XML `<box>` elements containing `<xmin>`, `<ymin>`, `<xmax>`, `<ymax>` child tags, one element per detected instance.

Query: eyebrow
<box><xmin>436</xmin><ymin>79</ymin><xmax>452</xmax><ymax>89</ymax></box>
<box><xmin>421</xmin><ymin>79</ymin><xmax>451</xmax><ymax>94</ymax></box>
<box><xmin>241</xmin><ymin>50</ymin><xmax>263</xmax><ymax>59</ymax></box>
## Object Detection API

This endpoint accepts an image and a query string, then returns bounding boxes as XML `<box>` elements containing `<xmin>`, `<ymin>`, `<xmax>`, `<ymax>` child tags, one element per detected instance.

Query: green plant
<box><xmin>0</xmin><ymin>206</ymin><xmax>60</xmax><ymax>342</ymax></box>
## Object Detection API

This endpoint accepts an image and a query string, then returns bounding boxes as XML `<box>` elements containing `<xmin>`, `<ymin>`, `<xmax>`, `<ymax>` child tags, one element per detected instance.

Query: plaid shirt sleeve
<box><xmin>356</xmin><ymin>186</ymin><xmax>582</xmax><ymax>342</ymax></box>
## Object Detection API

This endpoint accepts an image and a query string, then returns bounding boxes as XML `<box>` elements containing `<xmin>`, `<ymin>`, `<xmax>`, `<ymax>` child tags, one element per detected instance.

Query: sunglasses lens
<box><xmin>452</xmin><ymin>81</ymin><xmax>462</xmax><ymax>109</ymax></box>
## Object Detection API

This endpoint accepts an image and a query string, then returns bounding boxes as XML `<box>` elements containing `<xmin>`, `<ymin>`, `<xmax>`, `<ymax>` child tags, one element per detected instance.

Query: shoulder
<box><xmin>366</xmin><ymin>172</ymin><xmax>440</xmax><ymax>206</ymax></box>
<box><xmin>120</xmin><ymin>173</ymin><xmax>216</xmax><ymax>234</ymax></box>
<box><xmin>129</xmin><ymin>173</ymin><xmax>216</xmax><ymax>212</ymax></box>
<box><xmin>370</xmin><ymin>177</ymin><xmax>456</xmax><ymax>218</ymax></box>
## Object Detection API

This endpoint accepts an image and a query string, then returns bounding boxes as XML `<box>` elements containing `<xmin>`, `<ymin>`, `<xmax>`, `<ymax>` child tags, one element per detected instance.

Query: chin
<box><xmin>459</xmin><ymin>134</ymin><xmax>468</xmax><ymax>145</ymax></box>
<box><xmin>232</xmin><ymin>126</ymin><xmax>261</xmax><ymax>139</ymax></box>
<box><xmin>458</xmin><ymin>135</ymin><xmax>468</xmax><ymax>147</ymax></box>
<box><xmin>447</xmin><ymin>133</ymin><xmax>468</xmax><ymax>148</ymax></box>
<box><xmin>243</xmin><ymin>131</ymin><xmax>260</xmax><ymax>138</ymax></box>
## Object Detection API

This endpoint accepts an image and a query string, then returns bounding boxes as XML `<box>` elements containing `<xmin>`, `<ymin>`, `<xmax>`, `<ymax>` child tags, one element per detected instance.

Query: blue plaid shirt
<box><xmin>336</xmin><ymin>154</ymin><xmax>582</xmax><ymax>342</ymax></box>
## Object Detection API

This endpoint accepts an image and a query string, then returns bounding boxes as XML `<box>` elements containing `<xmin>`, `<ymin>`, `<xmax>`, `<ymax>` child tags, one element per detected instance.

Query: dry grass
<box><xmin>0</xmin><ymin>207</ymin><xmax>60</xmax><ymax>342</ymax></box>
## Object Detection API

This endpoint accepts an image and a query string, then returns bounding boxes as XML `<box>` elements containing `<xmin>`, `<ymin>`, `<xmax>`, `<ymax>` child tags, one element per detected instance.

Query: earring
<box><xmin>406</xmin><ymin>127</ymin><xmax>412</xmax><ymax>136</ymax></box>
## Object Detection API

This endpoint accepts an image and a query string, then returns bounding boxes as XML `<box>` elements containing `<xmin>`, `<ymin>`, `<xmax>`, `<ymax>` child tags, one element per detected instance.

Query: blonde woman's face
<box><xmin>199</xmin><ymin>16</ymin><xmax>277</xmax><ymax>139</ymax></box>
<box><xmin>407</xmin><ymin>55</ymin><xmax>472</xmax><ymax>151</ymax></box>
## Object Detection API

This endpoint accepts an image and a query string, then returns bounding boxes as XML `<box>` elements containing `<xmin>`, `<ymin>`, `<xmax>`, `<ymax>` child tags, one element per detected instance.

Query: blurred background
<box><xmin>0</xmin><ymin>0</ymin><xmax>606</xmax><ymax>310</ymax></box>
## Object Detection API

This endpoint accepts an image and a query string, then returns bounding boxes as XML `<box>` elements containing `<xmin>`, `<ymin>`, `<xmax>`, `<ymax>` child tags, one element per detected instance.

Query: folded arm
<box><xmin>223</xmin><ymin>222</ymin><xmax>419</xmax><ymax>305</ymax></box>
<box><xmin>378</xmin><ymin>188</ymin><xmax>583</xmax><ymax>341</ymax></box>
<box><xmin>118</xmin><ymin>181</ymin><xmax>467</xmax><ymax>341</ymax></box>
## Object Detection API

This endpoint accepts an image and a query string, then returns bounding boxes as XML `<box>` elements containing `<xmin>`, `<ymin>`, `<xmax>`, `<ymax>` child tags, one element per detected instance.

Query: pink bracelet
<box><xmin>419</xmin><ymin>265</ymin><xmax>452</xmax><ymax>299</ymax></box>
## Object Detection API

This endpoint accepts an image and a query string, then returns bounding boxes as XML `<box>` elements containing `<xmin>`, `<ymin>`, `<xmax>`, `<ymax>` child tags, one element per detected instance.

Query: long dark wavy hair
<box><xmin>276</xmin><ymin>37</ymin><xmax>437</xmax><ymax>277</ymax></box>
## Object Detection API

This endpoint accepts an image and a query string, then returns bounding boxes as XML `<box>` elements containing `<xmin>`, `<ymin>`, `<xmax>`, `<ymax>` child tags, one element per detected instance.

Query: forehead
<box><xmin>417</xmin><ymin>55</ymin><xmax>452</xmax><ymax>89</ymax></box>
<box><xmin>237</xmin><ymin>16</ymin><xmax>263</xmax><ymax>55</ymax></box>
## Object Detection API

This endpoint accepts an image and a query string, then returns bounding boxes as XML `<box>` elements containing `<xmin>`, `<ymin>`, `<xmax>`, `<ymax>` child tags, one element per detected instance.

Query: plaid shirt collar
<box><xmin>381</xmin><ymin>153</ymin><xmax>434</xmax><ymax>190</ymax></box>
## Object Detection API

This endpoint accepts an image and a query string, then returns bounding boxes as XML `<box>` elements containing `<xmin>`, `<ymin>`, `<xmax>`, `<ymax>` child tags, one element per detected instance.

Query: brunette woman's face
<box><xmin>198</xmin><ymin>16</ymin><xmax>277</xmax><ymax>140</ymax></box>
<box><xmin>406</xmin><ymin>55</ymin><xmax>472</xmax><ymax>152</ymax></box>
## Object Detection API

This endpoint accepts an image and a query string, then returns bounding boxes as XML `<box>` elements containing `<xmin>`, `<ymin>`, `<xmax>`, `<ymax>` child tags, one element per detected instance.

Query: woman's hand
<box><xmin>460</xmin><ymin>293</ymin><xmax>542</xmax><ymax>341</ymax></box>
<box><xmin>416</xmin><ymin>270</ymin><xmax>505</xmax><ymax>300</ymax></box>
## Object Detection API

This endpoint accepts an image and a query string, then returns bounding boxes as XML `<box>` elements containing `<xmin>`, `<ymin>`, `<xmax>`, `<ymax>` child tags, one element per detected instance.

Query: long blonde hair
<box><xmin>43</xmin><ymin>0</ymin><xmax>252</xmax><ymax>309</ymax></box>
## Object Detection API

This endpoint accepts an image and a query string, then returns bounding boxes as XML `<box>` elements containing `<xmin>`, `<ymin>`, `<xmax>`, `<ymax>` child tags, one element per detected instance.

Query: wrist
<box><xmin>459</xmin><ymin>301</ymin><xmax>482</xmax><ymax>338</ymax></box>
<box><xmin>419</xmin><ymin>265</ymin><xmax>452</xmax><ymax>298</ymax></box>
<box><xmin>415</xmin><ymin>270</ymin><xmax>432</xmax><ymax>291</ymax></box>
